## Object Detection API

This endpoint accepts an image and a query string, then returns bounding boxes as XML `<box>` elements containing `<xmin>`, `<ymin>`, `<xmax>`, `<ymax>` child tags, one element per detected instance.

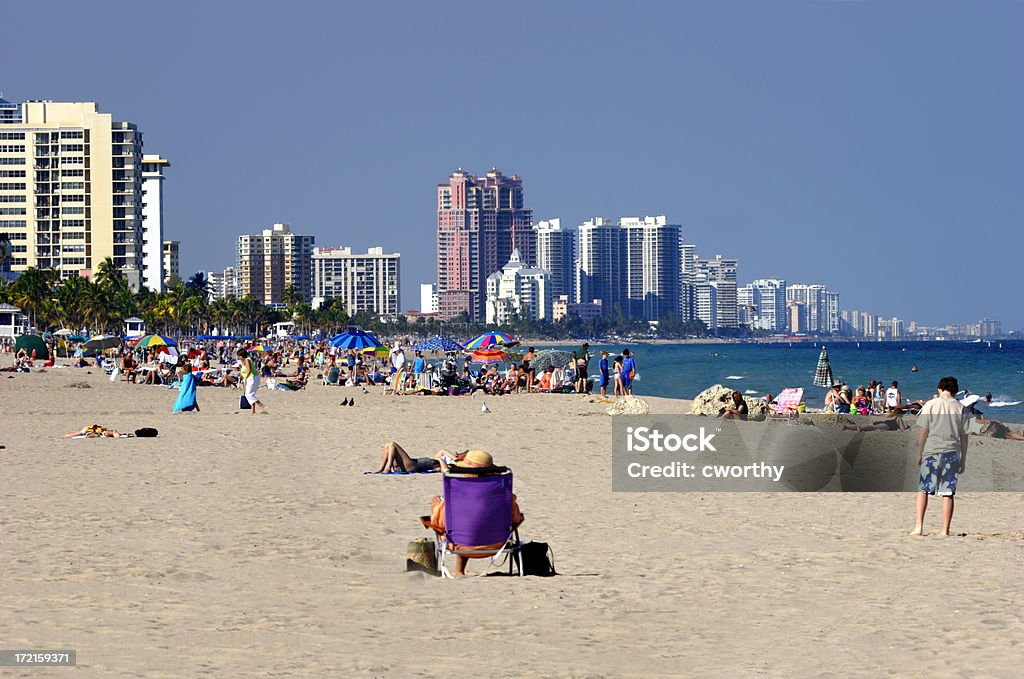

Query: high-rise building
<box><xmin>485</xmin><ymin>249</ymin><xmax>551</xmax><ymax>324</ymax></box>
<box><xmin>825</xmin><ymin>290</ymin><xmax>840</xmax><ymax>334</ymax></box>
<box><xmin>237</xmin><ymin>223</ymin><xmax>315</xmax><ymax>304</ymax></box>
<box><xmin>576</xmin><ymin>217</ymin><xmax>625</xmax><ymax>313</ymax></box>
<box><xmin>621</xmin><ymin>216</ymin><xmax>681</xmax><ymax>320</ymax></box>
<box><xmin>419</xmin><ymin>283</ymin><xmax>437</xmax><ymax>314</ymax></box>
<box><xmin>141</xmin><ymin>154</ymin><xmax>169</xmax><ymax>292</ymax></box>
<box><xmin>749</xmin><ymin>278</ymin><xmax>788</xmax><ymax>332</ymax></box>
<box><xmin>0</xmin><ymin>99</ymin><xmax>147</xmax><ymax>287</ymax></box>
<box><xmin>695</xmin><ymin>255</ymin><xmax>738</xmax><ymax>329</ymax></box>
<box><xmin>786</xmin><ymin>284</ymin><xmax>830</xmax><ymax>334</ymax></box>
<box><xmin>162</xmin><ymin>240</ymin><xmax>179</xmax><ymax>285</ymax></box>
<box><xmin>679</xmin><ymin>241</ymin><xmax>697</xmax><ymax>322</ymax></box>
<box><xmin>311</xmin><ymin>246</ymin><xmax>400</xmax><ymax>316</ymax></box>
<box><xmin>534</xmin><ymin>218</ymin><xmax>575</xmax><ymax>301</ymax></box>
<box><xmin>436</xmin><ymin>168</ymin><xmax>534</xmax><ymax>320</ymax></box>
<box><xmin>693</xmin><ymin>277</ymin><xmax>718</xmax><ymax>332</ymax></box>
<box><xmin>208</xmin><ymin>267</ymin><xmax>239</xmax><ymax>301</ymax></box>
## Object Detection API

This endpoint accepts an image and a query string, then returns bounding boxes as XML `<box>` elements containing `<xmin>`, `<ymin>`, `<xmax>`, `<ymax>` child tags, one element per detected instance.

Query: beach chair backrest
<box><xmin>442</xmin><ymin>472</ymin><xmax>514</xmax><ymax>547</ymax></box>
<box><xmin>776</xmin><ymin>388</ymin><xmax>803</xmax><ymax>413</ymax></box>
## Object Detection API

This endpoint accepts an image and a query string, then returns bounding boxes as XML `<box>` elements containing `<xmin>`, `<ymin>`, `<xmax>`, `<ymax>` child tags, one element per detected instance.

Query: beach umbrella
<box><xmin>464</xmin><ymin>331</ymin><xmax>518</xmax><ymax>350</ymax></box>
<box><xmin>247</xmin><ymin>344</ymin><xmax>271</xmax><ymax>353</ymax></box>
<box><xmin>53</xmin><ymin>328</ymin><xmax>74</xmax><ymax>336</ymax></box>
<box><xmin>330</xmin><ymin>329</ymin><xmax>384</xmax><ymax>351</ymax></box>
<box><xmin>14</xmin><ymin>334</ymin><xmax>49</xmax><ymax>360</ymax></box>
<box><xmin>813</xmin><ymin>345</ymin><xmax>835</xmax><ymax>388</ymax></box>
<box><xmin>83</xmin><ymin>334</ymin><xmax>122</xmax><ymax>351</ymax></box>
<box><xmin>468</xmin><ymin>347</ymin><xmax>509</xmax><ymax>365</ymax></box>
<box><xmin>414</xmin><ymin>335</ymin><xmax>464</xmax><ymax>352</ymax></box>
<box><xmin>361</xmin><ymin>344</ymin><xmax>390</xmax><ymax>358</ymax></box>
<box><xmin>136</xmin><ymin>334</ymin><xmax>178</xmax><ymax>349</ymax></box>
<box><xmin>531</xmin><ymin>349</ymin><xmax>573</xmax><ymax>371</ymax></box>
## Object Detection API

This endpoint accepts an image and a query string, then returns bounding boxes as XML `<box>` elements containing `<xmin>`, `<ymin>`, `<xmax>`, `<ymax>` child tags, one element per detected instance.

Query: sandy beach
<box><xmin>2</xmin><ymin>366</ymin><xmax>1022</xmax><ymax>678</ymax></box>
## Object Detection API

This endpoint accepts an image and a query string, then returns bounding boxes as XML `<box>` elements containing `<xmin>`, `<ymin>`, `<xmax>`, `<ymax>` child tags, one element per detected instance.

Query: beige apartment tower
<box><xmin>237</xmin><ymin>223</ymin><xmax>315</xmax><ymax>305</ymax></box>
<box><xmin>0</xmin><ymin>98</ymin><xmax>146</xmax><ymax>288</ymax></box>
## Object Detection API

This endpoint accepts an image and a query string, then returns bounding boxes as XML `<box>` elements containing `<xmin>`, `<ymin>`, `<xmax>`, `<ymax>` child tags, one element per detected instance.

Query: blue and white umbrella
<box><xmin>330</xmin><ymin>329</ymin><xmax>384</xmax><ymax>351</ymax></box>
<box><xmin>414</xmin><ymin>335</ymin><xmax>464</xmax><ymax>352</ymax></box>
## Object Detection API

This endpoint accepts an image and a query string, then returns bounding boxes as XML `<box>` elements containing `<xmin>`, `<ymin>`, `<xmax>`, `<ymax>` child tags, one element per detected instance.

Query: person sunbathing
<box><xmin>64</xmin><ymin>424</ymin><xmax>123</xmax><ymax>438</ymax></box>
<box><xmin>370</xmin><ymin>441</ymin><xmax>458</xmax><ymax>473</ymax></box>
<box><xmin>842</xmin><ymin>407</ymin><xmax>910</xmax><ymax>432</ymax></box>
<box><xmin>420</xmin><ymin>449</ymin><xmax>524</xmax><ymax>577</ymax></box>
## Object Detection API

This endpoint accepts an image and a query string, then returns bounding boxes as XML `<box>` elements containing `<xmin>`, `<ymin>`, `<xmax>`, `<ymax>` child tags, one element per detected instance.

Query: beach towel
<box><xmin>173</xmin><ymin>371</ymin><xmax>199</xmax><ymax>413</ymax></box>
<box><xmin>363</xmin><ymin>470</ymin><xmax>440</xmax><ymax>475</ymax></box>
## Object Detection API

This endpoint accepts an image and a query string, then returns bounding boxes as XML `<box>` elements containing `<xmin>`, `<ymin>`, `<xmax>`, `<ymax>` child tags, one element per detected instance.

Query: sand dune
<box><xmin>1</xmin><ymin>367</ymin><xmax>1022</xmax><ymax>677</ymax></box>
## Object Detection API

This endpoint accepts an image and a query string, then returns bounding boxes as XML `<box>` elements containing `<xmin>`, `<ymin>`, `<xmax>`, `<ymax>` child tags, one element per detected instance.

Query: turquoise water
<box><xmin>546</xmin><ymin>340</ymin><xmax>1024</xmax><ymax>421</ymax></box>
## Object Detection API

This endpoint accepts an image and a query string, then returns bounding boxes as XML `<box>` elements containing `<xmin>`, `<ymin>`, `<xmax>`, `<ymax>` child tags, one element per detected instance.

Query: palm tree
<box><xmin>185</xmin><ymin>271</ymin><xmax>209</xmax><ymax>300</ymax></box>
<box><xmin>10</xmin><ymin>267</ymin><xmax>58</xmax><ymax>330</ymax></box>
<box><xmin>93</xmin><ymin>257</ymin><xmax>126</xmax><ymax>291</ymax></box>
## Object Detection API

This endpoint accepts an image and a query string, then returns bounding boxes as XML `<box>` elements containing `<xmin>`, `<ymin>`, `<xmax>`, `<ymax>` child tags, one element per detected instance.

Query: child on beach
<box><xmin>912</xmin><ymin>376</ymin><xmax>968</xmax><ymax>537</ymax></box>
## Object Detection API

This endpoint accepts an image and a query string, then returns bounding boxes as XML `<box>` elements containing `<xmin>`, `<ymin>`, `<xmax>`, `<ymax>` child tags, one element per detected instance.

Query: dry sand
<box><xmin>1</xmin><ymin>366</ymin><xmax>1022</xmax><ymax>678</ymax></box>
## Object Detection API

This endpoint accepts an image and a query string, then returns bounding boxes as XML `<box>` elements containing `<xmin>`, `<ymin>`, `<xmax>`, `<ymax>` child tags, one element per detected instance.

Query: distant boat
<box><xmin>972</xmin><ymin>339</ymin><xmax>982</xmax><ymax>343</ymax></box>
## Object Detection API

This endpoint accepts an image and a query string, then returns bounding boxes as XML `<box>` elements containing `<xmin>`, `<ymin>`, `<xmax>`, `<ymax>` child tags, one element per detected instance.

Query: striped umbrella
<box><xmin>813</xmin><ymin>345</ymin><xmax>835</xmax><ymax>388</ymax></box>
<box><xmin>330</xmin><ymin>329</ymin><xmax>384</xmax><ymax>351</ymax></box>
<box><xmin>414</xmin><ymin>335</ymin><xmax>464</xmax><ymax>352</ymax></box>
<box><xmin>361</xmin><ymin>345</ymin><xmax>390</xmax><ymax>358</ymax></box>
<box><xmin>468</xmin><ymin>347</ymin><xmax>509</xmax><ymax>365</ymax></box>
<box><xmin>135</xmin><ymin>334</ymin><xmax>178</xmax><ymax>349</ymax></box>
<box><xmin>464</xmin><ymin>331</ymin><xmax>518</xmax><ymax>350</ymax></box>
<box><xmin>248</xmin><ymin>344</ymin><xmax>271</xmax><ymax>353</ymax></box>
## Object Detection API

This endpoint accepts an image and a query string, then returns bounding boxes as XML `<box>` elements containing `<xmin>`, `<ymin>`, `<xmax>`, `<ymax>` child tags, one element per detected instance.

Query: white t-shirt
<box><xmin>885</xmin><ymin>387</ymin><xmax>899</xmax><ymax>407</ymax></box>
<box><xmin>391</xmin><ymin>350</ymin><xmax>406</xmax><ymax>370</ymax></box>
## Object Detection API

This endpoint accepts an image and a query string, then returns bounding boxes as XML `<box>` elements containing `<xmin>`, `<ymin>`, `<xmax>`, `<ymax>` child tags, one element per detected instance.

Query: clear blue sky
<box><xmin>5</xmin><ymin>1</ymin><xmax>1022</xmax><ymax>327</ymax></box>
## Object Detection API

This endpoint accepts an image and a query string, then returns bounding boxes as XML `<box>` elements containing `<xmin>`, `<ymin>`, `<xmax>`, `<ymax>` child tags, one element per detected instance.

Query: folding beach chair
<box><xmin>427</xmin><ymin>470</ymin><xmax>523</xmax><ymax>578</ymax></box>
<box><xmin>769</xmin><ymin>388</ymin><xmax>803</xmax><ymax>421</ymax></box>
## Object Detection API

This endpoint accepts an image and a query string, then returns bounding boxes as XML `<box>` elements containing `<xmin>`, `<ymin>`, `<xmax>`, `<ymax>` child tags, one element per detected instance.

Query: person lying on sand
<box><xmin>64</xmin><ymin>424</ymin><xmax>123</xmax><ymax>438</ymax></box>
<box><xmin>842</xmin><ymin>407</ymin><xmax>911</xmax><ymax>432</ymax></box>
<box><xmin>370</xmin><ymin>441</ymin><xmax>460</xmax><ymax>473</ymax></box>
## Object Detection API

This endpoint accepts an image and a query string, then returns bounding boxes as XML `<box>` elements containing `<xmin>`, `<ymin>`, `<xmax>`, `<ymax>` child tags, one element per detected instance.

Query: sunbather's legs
<box><xmin>452</xmin><ymin>554</ymin><xmax>468</xmax><ymax>577</ymax></box>
<box><xmin>373</xmin><ymin>441</ymin><xmax>418</xmax><ymax>473</ymax></box>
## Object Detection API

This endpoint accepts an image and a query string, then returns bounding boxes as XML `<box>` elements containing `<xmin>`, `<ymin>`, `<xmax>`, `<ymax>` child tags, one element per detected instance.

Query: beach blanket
<box><xmin>362</xmin><ymin>470</ymin><xmax>440</xmax><ymax>475</ymax></box>
<box><xmin>173</xmin><ymin>372</ymin><xmax>199</xmax><ymax>413</ymax></box>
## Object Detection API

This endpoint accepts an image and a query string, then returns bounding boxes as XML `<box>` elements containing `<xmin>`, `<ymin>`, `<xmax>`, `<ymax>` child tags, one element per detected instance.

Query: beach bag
<box><xmin>520</xmin><ymin>541</ymin><xmax>557</xmax><ymax>577</ymax></box>
<box><xmin>134</xmin><ymin>428</ymin><xmax>158</xmax><ymax>438</ymax></box>
<box><xmin>406</xmin><ymin>538</ymin><xmax>437</xmax><ymax>574</ymax></box>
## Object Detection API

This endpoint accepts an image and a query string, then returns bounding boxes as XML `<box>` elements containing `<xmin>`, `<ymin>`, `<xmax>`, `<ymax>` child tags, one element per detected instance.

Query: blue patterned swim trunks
<box><xmin>919</xmin><ymin>453</ymin><xmax>961</xmax><ymax>496</ymax></box>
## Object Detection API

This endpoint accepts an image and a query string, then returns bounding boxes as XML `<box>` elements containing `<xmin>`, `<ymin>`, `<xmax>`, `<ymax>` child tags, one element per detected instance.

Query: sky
<box><xmin>4</xmin><ymin>1</ymin><xmax>1022</xmax><ymax>327</ymax></box>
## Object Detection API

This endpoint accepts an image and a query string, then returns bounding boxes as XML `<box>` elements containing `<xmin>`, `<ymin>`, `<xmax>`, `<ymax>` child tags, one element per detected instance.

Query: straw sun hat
<box><xmin>461</xmin><ymin>450</ymin><xmax>493</xmax><ymax>467</ymax></box>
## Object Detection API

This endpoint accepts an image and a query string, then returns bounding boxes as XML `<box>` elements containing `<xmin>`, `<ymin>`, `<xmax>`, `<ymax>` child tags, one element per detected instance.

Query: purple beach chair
<box><xmin>435</xmin><ymin>470</ymin><xmax>523</xmax><ymax>578</ymax></box>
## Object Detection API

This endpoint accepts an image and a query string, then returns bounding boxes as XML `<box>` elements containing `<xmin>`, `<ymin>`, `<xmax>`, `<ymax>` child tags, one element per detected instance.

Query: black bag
<box><xmin>134</xmin><ymin>427</ymin><xmax>158</xmax><ymax>438</ymax></box>
<box><xmin>519</xmin><ymin>541</ymin><xmax>556</xmax><ymax>577</ymax></box>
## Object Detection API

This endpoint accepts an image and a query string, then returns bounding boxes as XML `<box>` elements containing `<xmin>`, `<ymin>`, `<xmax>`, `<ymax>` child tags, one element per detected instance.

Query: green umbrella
<box><xmin>14</xmin><ymin>334</ymin><xmax>50</xmax><ymax>360</ymax></box>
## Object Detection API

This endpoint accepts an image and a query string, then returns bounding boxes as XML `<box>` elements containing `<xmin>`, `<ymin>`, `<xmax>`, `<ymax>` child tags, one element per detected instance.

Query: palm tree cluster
<box><xmin>0</xmin><ymin>257</ymin><xmax>716</xmax><ymax>340</ymax></box>
<box><xmin>0</xmin><ymin>259</ymin><xmax>358</xmax><ymax>337</ymax></box>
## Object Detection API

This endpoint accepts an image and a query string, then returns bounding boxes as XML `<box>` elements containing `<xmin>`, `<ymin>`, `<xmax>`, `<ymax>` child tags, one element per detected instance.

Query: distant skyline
<box><xmin>4</xmin><ymin>1</ymin><xmax>1021</xmax><ymax>326</ymax></box>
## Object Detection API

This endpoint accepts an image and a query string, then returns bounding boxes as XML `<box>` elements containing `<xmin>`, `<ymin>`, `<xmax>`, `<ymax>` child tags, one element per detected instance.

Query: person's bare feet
<box><xmin>909</xmin><ymin>527</ymin><xmax>927</xmax><ymax>536</ymax></box>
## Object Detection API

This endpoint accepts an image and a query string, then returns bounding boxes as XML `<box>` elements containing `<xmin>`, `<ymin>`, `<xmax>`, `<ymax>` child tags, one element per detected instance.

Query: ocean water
<box><xmin>546</xmin><ymin>340</ymin><xmax>1024</xmax><ymax>422</ymax></box>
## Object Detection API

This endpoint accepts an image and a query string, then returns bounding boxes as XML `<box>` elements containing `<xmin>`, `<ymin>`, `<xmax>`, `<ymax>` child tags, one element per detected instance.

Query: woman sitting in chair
<box><xmin>421</xmin><ymin>450</ymin><xmax>524</xmax><ymax>577</ymax></box>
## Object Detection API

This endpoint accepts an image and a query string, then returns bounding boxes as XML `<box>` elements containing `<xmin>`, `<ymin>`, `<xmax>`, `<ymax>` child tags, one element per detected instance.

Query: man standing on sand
<box><xmin>912</xmin><ymin>376</ymin><xmax>968</xmax><ymax>537</ymax></box>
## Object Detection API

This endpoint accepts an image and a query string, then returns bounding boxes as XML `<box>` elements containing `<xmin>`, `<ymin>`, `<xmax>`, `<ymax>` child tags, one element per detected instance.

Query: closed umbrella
<box><xmin>813</xmin><ymin>345</ymin><xmax>835</xmax><ymax>388</ymax></box>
